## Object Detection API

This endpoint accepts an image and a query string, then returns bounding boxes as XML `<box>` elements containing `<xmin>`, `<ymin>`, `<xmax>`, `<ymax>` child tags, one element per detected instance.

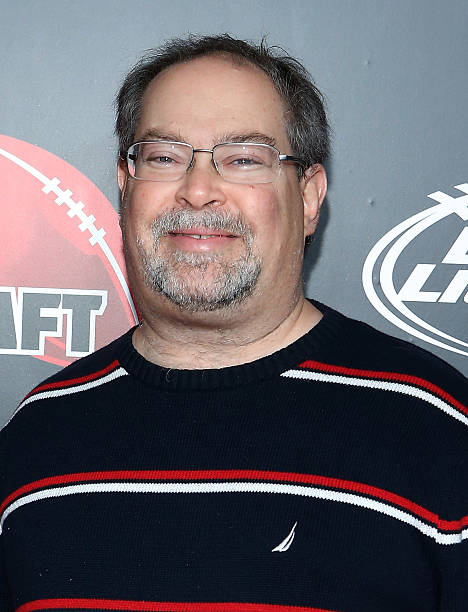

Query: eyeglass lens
<box><xmin>128</xmin><ymin>142</ymin><xmax>280</xmax><ymax>184</ymax></box>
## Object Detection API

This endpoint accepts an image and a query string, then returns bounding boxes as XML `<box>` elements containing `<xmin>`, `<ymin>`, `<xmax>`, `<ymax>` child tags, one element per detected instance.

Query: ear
<box><xmin>117</xmin><ymin>158</ymin><xmax>129</xmax><ymax>228</ymax></box>
<box><xmin>117</xmin><ymin>157</ymin><xmax>128</xmax><ymax>194</ymax></box>
<box><xmin>301</xmin><ymin>164</ymin><xmax>327</xmax><ymax>238</ymax></box>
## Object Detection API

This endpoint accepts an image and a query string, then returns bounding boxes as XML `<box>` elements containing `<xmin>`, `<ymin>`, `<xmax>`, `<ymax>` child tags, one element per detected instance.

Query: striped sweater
<box><xmin>0</xmin><ymin>302</ymin><xmax>467</xmax><ymax>612</ymax></box>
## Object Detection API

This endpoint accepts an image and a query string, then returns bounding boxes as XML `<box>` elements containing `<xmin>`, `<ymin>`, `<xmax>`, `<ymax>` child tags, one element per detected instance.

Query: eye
<box><xmin>138</xmin><ymin>143</ymin><xmax>187</xmax><ymax>167</ymax></box>
<box><xmin>221</xmin><ymin>154</ymin><xmax>267</xmax><ymax>169</ymax></box>
<box><xmin>231</xmin><ymin>156</ymin><xmax>263</xmax><ymax>166</ymax></box>
<box><xmin>143</xmin><ymin>151</ymin><xmax>185</xmax><ymax>166</ymax></box>
<box><xmin>145</xmin><ymin>154</ymin><xmax>176</xmax><ymax>165</ymax></box>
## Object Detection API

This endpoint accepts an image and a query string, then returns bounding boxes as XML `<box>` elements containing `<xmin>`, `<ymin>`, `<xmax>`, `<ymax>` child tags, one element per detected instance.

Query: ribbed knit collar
<box><xmin>117</xmin><ymin>300</ymin><xmax>348</xmax><ymax>390</ymax></box>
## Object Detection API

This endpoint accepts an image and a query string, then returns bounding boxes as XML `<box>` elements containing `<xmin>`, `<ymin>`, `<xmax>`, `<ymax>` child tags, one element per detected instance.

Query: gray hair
<box><xmin>115</xmin><ymin>34</ymin><xmax>329</xmax><ymax>174</ymax></box>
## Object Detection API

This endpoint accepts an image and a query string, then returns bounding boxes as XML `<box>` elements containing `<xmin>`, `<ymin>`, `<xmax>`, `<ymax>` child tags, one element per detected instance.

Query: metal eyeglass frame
<box><xmin>119</xmin><ymin>140</ymin><xmax>307</xmax><ymax>183</ymax></box>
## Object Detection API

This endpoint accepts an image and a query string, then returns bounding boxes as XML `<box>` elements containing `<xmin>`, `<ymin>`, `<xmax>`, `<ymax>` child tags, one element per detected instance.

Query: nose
<box><xmin>175</xmin><ymin>151</ymin><xmax>226</xmax><ymax>210</ymax></box>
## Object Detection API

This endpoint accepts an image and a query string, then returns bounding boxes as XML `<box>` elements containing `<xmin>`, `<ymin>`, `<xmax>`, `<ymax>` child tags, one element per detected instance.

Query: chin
<box><xmin>156</xmin><ymin>273</ymin><xmax>260</xmax><ymax>313</ymax></box>
<box><xmin>138</xmin><ymin>243</ymin><xmax>262</xmax><ymax>314</ymax></box>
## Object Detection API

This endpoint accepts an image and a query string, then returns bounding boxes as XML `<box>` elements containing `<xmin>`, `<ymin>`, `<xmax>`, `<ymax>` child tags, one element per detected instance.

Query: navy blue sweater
<box><xmin>1</xmin><ymin>303</ymin><xmax>467</xmax><ymax>612</ymax></box>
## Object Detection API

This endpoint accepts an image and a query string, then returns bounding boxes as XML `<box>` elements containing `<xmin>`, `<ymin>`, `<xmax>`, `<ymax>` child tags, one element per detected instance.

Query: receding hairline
<box><xmin>142</xmin><ymin>50</ymin><xmax>283</xmax><ymax>96</ymax></box>
<box><xmin>136</xmin><ymin>52</ymin><xmax>292</xmax><ymax>139</ymax></box>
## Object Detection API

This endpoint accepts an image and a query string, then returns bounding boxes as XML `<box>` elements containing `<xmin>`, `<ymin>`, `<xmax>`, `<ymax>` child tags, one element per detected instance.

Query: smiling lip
<box><xmin>168</xmin><ymin>228</ymin><xmax>238</xmax><ymax>240</ymax></box>
<box><xmin>166</xmin><ymin>228</ymin><xmax>239</xmax><ymax>249</ymax></box>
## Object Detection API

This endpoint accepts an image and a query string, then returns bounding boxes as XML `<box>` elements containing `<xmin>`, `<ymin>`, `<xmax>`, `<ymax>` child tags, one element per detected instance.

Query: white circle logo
<box><xmin>362</xmin><ymin>183</ymin><xmax>468</xmax><ymax>357</ymax></box>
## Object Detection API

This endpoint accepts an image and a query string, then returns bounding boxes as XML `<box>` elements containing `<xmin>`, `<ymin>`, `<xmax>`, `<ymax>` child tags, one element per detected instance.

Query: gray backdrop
<box><xmin>1</xmin><ymin>0</ymin><xmax>467</xmax><ymax>425</ymax></box>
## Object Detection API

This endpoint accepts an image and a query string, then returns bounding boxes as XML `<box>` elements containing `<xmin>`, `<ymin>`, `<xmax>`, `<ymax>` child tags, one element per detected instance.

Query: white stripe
<box><xmin>0</xmin><ymin>481</ymin><xmax>465</xmax><ymax>545</ymax></box>
<box><xmin>0</xmin><ymin>146</ymin><xmax>51</xmax><ymax>184</ymax></box>
<box><xmin>281</xmin><ymin>369</ymin><xmax>468</xmax><ymax>428</ymax></box>
<box><xmin>4</xmin><ymin>368</ymin><xmax>128</xmax><ymax>429</ymax></box>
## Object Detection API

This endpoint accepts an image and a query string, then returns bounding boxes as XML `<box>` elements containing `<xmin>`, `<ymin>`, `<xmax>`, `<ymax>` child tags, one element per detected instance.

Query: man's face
<box><xmin>118</xmin><ymin>55</ymin><xmax>324</xmax><ymax>316</ymax></box>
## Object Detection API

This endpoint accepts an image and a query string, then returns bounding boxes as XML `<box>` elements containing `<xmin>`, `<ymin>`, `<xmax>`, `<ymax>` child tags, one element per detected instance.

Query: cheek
<box><xmin>123</xmin><ymin>183</ymin><xmax>173</xmax><ymax>233</ymax></box>
<box><xmin>121</xmin><ymin>191</ymin><xmax>153</xmax><ymax>246</ymax></box>
<box><xmin>246</xmin><ymin>189</ymin><xmax>289</xmax><ymax>258</ymax></box>
<box><xmin>265</xmin><ymin>188</ymin><xmax>304</xmax><ymax>256</ymax></box>
<box><xmin>126</xmin><ymin>184</ymin><xmax>158</xmax><ymax>211</ymax></box>
<box><xmin>248</xmin><ymin>184</ymin><xmax>282</xmax><ymax>219</ymax></box>
<box><xmin>253</xmin><ymin>185</ymin><xmax>297</xmax><ymax>236</ymax></box>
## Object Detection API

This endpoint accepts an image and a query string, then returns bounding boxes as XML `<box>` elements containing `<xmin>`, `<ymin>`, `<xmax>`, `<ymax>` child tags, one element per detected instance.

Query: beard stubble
<box><xmin>135</xmin><ymin>208</ymin><xmax>262</xmax><ymax>312</ymax></box>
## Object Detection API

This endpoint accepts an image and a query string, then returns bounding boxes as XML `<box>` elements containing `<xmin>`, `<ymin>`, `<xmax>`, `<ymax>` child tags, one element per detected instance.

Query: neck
<box><xmin>132</xmin><ymin>296</ymin><xmax>322</xmax><ymax>369</ymax></box>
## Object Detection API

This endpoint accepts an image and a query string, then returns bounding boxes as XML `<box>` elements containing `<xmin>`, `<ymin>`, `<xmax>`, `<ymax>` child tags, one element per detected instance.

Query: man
<box><xmin>1</xmin><ymin>35</ymin><xmax>466</xmax><ymax>612</ymax></box>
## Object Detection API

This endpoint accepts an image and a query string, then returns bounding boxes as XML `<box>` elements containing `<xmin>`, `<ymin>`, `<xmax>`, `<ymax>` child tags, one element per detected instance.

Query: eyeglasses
<box><xmin>120</xmin><ymin>140</ymin><xmax>306</xmax><ymax>184</ymax></box>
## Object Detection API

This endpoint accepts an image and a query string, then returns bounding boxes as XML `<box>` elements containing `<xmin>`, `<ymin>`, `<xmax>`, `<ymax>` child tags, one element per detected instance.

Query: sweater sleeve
<box><xmin>438</xmin><ymin>456</ymin><xmax>468</xmax><ymax>610</ymax></box>
<box><xmin>0</xmin><ymin>554</ymin><xmax>11</xmax><ymax>611</ymax></box>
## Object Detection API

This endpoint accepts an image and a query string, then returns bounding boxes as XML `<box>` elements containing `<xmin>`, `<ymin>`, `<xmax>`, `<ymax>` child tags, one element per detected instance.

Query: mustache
<box><xmin>149</xmin><ymin>208</ymin><xmax>254</xmax><ymax>242</ymax></box>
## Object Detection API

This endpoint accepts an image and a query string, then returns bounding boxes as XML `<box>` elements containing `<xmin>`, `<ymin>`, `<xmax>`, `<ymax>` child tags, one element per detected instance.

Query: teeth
<box><xmin>185</xmin><ymin>234</ymin><xmax>217</xmax><ymax>240</ymax></box>
<box><xmin>169</xmin><ymin>232</ymin><xmax>233</xmax><ymax>240</ymax></box>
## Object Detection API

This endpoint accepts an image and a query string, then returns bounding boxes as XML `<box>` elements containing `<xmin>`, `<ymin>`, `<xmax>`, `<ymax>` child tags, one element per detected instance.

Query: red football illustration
<box><xmin>0</xmin><ymin>134</ymin><xmax>138</xmax><ymax>367</ymax></box>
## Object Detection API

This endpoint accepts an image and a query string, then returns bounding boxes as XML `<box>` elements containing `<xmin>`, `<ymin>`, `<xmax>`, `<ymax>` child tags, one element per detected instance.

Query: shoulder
<box><xmin>50</xmin><ymin>326</ymin><xmax>133</xmax><ymax>379</ymax></box>
<box><xmin>312</xmin><ymin>301</ymin><xmax>468</xmax><ymax>405</ymax></box>
<box><xmin>3</xmin><ymin>328</ymin><xmax>135</xmax><ymax>431</ymax></box>
<box><xmin>29</xmin><ymin>327</ymin><xmax>134</xmax><ymax>387</ymax></box>
<box><xmin>349</xmin><ymin>313</ymin><xmax>465</xmax><ymax>385</ymax></box>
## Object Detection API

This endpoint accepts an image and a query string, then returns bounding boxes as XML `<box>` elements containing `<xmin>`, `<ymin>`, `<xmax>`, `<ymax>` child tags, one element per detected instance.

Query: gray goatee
<box><xmin>137</xmin><ymin>208</ymin><xmax>261</xmax><ymax>312</ymax></box>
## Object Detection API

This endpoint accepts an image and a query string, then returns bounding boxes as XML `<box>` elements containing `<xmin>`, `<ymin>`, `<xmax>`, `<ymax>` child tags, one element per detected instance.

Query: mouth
<box><xmin>171</xmin><ymin>233</ymin><xmax>233</xmax><ymax>240</ymax></box>
<box><xmin>149</xmin><ymin>210</ymin><xmax>252</xmax><ymax>256</ymax></box>
<box><xmin>168</xmin><ymin>228</ymin><xmax>238</xmax><ymax>239</ymax></box>
<box><xmin>166</xmin><ymin>228</ymin><xmax>239</xmax><ymax>249</ymax></box>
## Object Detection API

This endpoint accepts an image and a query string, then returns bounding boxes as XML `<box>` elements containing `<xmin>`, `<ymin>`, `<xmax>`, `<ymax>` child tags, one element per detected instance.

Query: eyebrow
<box><xmin>217</xmin><ymin>132</ymin><xmax>277</xmax><ymax>147</ymax></box>
<box><xmin>136</xmin><ymin>129</ymin><xmax>277</xmax><ymax>148</ymax></box>
<box><xmin>137</xmin><ymin>129</ymin><xmax>183</xmax><ymax>142</ymax></box>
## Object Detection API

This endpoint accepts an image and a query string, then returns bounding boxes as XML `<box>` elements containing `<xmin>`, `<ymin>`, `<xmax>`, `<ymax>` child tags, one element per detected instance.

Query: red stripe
<box><xmin>22</xmin><ymin>360</ymin><xmax>121</xmax><ymax>400</ymax></box>
<box><xmin>2</xmin><ymin>469</ymin><xmax>466</xmax><ymax>532</ymax></box>
<box><xmin>16</xmin><ymin>599</ymin><xmax>335</xmax><ymax>612</ymax></box>
<box><xmin>298</xmin><ymin>360</ymin><xmax>468</xmax><ymax>417</ymax></box>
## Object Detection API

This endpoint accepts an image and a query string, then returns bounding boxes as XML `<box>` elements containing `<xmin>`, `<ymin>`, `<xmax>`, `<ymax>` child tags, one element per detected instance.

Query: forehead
<box><xmin>136</xmin><ymin>55</ymin><xmax>290</xmax><ymax>149</ymax></box>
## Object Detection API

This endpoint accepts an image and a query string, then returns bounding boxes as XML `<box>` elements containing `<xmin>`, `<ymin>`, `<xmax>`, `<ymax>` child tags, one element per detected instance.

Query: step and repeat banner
<box><xmin>1</xmin><ymin>1</ymin><xmax>467</xmax><ymax>423</ymax></box>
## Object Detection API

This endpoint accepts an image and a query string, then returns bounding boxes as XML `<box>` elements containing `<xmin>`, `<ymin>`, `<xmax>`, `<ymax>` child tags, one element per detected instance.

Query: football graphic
<box><xmin>0</xmin><ymin>134</ymin><xmax>138</xmax><ymax>367</ymax></box>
